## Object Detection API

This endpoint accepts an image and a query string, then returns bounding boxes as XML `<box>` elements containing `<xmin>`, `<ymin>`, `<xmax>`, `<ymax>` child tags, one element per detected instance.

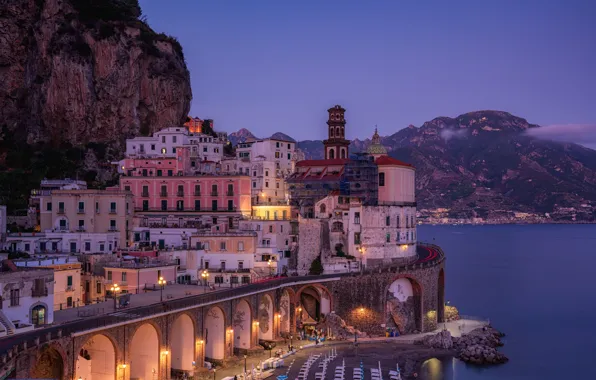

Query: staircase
<box><xmin>0</xmin><ymin>310</ymin><xmax>16</xmax><ymax>335</ymax></box>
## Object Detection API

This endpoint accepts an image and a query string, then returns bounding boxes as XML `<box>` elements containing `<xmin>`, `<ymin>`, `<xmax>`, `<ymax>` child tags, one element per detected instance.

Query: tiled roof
<box><xmin>296</xmin><ymin>159</ymin><xmax>350</xmax><ymax>167</ymax></box>
<box><xmin>375</xmin><ymin>155</ymin><xmax>414</xmax><ymax>168</ymax></box>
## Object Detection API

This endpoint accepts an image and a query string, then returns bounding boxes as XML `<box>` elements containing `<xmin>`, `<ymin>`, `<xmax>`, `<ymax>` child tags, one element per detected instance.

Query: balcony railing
<box><xmin>226</xmin><ymin>191</ymin><xmax>234</xmax><ymax>196</ymax></box>
<box><xmin>109</xmin><ymin>209</ymin><xmax>117</xmax><ymax>214</ymax></box>
<box><xmin>194</xmin><ymin>191</ymin><xmax>201</xmax><ymax>196</ymax></box>
<box><xmin>177</xmin><ymin>191</ymin><xmax>184</xmax><ymax>197</ymax></box>
<box><xmin>210</xmin><ymin>192</ymin><xmax>218</xmax><ymax>196</ymax></box>
<box><xmin>142</xmin><ymin>192</ymin><xmax>149</xmax><ymax>197</ymax></box>
<box><xmin>160</xmin><ymin>192</ymin><xmax>168</xmax><ymax>197</ymax></box>
<box><xmin>76</xmin><ymin>227</ymin><xmax>86</xmax><ymax>232</ymax></box>
<box><xmin>58</xmin><ymin>209</ymin><xmax>65</xmax><ymax>214</ymax></box>
<box><xmin>108</xmin><ymin>227</ymin><xmax>119</xmax><ymax>232</ymax></box>
<box><xmin>77</xmin><ymin>208</ymin><xmax>85</xmax><ymax>214</ymax></box>
<box><xmin>136</xmin><ymin>207</ymin><xmax>238</xmax><ymax>213</ymax></box>
<box><xmin>32</xmin><ymin>288</ymin><xmax>48</xmax><ymax>297</ymax></box>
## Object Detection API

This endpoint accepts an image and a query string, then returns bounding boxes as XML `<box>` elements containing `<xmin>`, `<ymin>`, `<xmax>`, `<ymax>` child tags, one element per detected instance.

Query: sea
<box><xmin>416</xmin><ymin>224</ymin><xmax>596</xmax><ymax>380</ymax></box>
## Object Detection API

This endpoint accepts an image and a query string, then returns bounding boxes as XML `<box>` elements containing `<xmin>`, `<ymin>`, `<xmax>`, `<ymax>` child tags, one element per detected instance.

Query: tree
<box><xmin>309</xmin><ymin>257</ymin><xmax>324</xmax><ymax>275</ymax></box>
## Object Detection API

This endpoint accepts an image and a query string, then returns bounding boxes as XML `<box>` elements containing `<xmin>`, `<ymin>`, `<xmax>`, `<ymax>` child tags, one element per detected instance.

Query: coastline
<box><xmin>419</xmin><ymin>221</ymin><xmax>596</xmax><ymax>226</ymax></box>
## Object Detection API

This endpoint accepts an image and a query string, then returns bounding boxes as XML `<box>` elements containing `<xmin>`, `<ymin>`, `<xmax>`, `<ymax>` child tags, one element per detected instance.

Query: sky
<box><xmin>139</xmin><ymin>0</ymin><xmax>596</xmax><ymax>145</ymax></box>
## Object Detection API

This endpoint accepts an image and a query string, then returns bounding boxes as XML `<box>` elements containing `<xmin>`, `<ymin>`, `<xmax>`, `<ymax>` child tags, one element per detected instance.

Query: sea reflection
<box><xmin>420</xmin><ymin>358</ymin><xmax>443</xmax><ymax>380</ymax></box>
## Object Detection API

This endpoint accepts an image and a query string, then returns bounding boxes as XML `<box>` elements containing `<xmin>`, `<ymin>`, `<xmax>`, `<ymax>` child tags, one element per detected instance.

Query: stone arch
<box><xmin>336</xmin><ymin>126</ymin><xmax>341</xmax><ymax>137</ymax></box>
<box><xmin>31</xmin><ymin>345</ymin><xmax>65</xmax><ymax>379</ymax></box>
<box><xmin>328</xmin><ymin>148</ymin><xmax>335</xmax><ymax>159</ymax></box>
<box><xmin>258</xmin><ymin>294</ymin><xmax>274</xmax><ymax>340</ymax></box>
<box><xmin>437</xmin><ymin>268</ymin><xmax>445</xmax><ymax>323</ymax></box>
<box><xmin>75</xmin><ymin>334</ymin><xmax>117</xmax><ymax>380</ymax></box>
<box><xmin>340</xmin><ymin>148</ymin><xmax>346</xmax><ymax>159</ymax></box>
<box><xmin>279</xmin><ymin>289</ymin><xmax>292</xmax><ymax>334</ymax></box>
<box><xmin>295</xmin><ymin>284</ymin><xmax>333</xmax><ymax>322</ymax></box>
<box><xmin>129</xmin><ymin>323</ymin><xmax>160</xmax><ymax>380</ymax></box>
<box><xmin>204</xmin><ymin>306</ymin><xmax>226</xmax><ymax>361</ymax></box>
<box><xmin>319</xmin><ymin>203</ymin><xmax>326</xmax><ymax>214</ymax></box>
<box><xmin>385</xmin><ymin>276</ymin><xmax>423</xmax><ymax>334</ymax></box>
<box><xmin>29</xmin><ymin>301</ymin><xmax>49</xmax><ymax>326</ymax></box>
<box><xmin>233</xmin><ymin>299</ymin><xmax>252</xmax><ymax>351</ymax></box>
<box><xmin>329</xmin><ymin>127</ymin><xmax>334</xmax><ymax>138</ymax></box>
<box><xmin>171</xmin><ymin>313</ymin><xmax>195</xmax><ymax>373</ymax></box>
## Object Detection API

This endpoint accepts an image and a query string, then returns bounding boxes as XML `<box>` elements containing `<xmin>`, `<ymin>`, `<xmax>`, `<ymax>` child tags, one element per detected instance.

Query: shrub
<box><xmin>309</xmin><ymin>257</ymin><xmax>324</xmax><ymax>275</ymax></box>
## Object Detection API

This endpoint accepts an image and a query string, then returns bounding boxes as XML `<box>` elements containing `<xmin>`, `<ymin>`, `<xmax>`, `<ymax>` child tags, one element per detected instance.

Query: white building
<box><xmin>3</xmin><ymin>232</ymin><xmax>120</xmax><ymax>255</ymax></box>
<box><xmin>132</xmin><ymin>227</ymin><xmax>198</xmax><ymax>250</ymax></box>
<box><xmin>238</xmin><ymin>219</ymin><xmax>291</xmax><ymax>272</ymax></box>
<box><xmin>0</xmin><ymin>266</ymin><xmax>54</xmax><ymax>335</ymax></box>
<box><xmin>14</xmin><ymin>255</ymin><xmax>82</xmax><ymax>310</ymax></box>
<box><xmin>123</xmin><ymin>127</ymin><xmax>225</xmax><ymax>162</ymax></box>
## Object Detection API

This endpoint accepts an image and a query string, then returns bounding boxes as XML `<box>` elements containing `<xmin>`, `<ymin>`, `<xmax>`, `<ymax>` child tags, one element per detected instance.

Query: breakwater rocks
<box><xmin>422</xmin><ymin>326</ymin><xmax>508</xmax><ymax>365</ymax></box>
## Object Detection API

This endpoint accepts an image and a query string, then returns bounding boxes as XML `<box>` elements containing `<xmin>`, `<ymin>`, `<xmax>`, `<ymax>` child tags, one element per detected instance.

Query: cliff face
<box><xmin>0</xmin><ymin>0</ymin><xmax>191</xmax><ymax>146</ymax></box>
<box><xmin>0</xmin><ymin>0</ymin><xmax>191</xmax><ymax>210</ymax></box>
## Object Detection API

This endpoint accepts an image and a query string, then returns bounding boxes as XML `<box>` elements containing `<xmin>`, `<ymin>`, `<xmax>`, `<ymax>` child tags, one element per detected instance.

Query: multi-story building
<box><xmin>3</xmin><ymin>231</ymin><xmax>119</xmax><ymax>255</ymax></box>
<box><xmin>290</xmin><ymin>106</ymin><xmax>418</xmax><ymax>274</ymax></box>
<box><xmin>0</xmin><ymin>263</ymin><xmax>54</xmax><ymax>334</ymax></box>
<box><xmin>14</xmin><ymin>255</ymin><xmax>82</xmax><ymax>310</ymax></box>
<box><xmin>37</xmin><ymin>189</ymin><xmax>133</xmax><ymax>249</ymax></box>
<box><xmin>104</xmin><ymin>262</ymin><xmax>177</xmax><ymax>295</ymax></box>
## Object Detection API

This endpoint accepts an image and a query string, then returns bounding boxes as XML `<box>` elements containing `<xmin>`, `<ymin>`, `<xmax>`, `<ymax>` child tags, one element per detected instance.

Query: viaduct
<box><xmin>0</xmin><ymin>244</ymin><xmax>445</xmax><ymax>380</ymax></box>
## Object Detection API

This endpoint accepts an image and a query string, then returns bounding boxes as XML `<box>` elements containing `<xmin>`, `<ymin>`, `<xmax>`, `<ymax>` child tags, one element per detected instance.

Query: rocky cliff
<box><xmin>0</xmin><ymin>0</ymin><xmax>191</xmax><ymax>210</ymax></box>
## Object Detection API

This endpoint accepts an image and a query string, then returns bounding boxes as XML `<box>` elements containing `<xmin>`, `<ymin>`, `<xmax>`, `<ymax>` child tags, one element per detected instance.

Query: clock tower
<box><xmin>323</xmin><ymin>105</ymin><xmax>350</xmax><ymax>160</ymax></box>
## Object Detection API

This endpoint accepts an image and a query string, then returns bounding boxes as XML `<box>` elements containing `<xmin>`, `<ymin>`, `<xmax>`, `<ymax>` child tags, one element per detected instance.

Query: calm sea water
<box><xmin>416</xmin><ymin>224</ymin><xmax>596</xmax><ymax>380</ymax></box>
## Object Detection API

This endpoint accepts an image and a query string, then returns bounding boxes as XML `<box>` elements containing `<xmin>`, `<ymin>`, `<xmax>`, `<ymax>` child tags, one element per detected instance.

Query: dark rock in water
<box><xmin>458</xmin><ymin>344</ymin><xmax>509</xmax><ymax>365</ymax></box>
<box><xmin>422</xmin><ymin>329</ymin><xmax>453</xmax><ymax>349</ymax></box>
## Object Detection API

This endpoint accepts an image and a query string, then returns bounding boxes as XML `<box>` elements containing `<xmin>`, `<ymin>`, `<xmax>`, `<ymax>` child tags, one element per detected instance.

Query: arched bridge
<box><xmin>1</xmin><ymin>243</ymin><xmax>445</xmax><ymax>380</ymax></box>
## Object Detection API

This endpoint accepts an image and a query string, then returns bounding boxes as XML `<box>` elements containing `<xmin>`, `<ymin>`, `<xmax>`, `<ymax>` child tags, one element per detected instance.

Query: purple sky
<box><xmin>139</xmin><ymin>0</ymin><xmax>596</xmax><ymax>144</ymax></box>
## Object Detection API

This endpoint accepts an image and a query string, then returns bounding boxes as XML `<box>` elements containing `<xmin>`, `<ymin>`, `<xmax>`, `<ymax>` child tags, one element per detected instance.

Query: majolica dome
<box><xmin>367</xmin><ymin>128</ymin><xmax>387</xmax><ymax>155</ymax></box>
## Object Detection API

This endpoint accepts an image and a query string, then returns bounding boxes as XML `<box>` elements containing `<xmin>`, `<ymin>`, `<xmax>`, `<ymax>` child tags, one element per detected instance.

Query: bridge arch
<box><xmin>129</xmin><ymin>323</ymin><xmax>160</xmax><ymax>380</ymax></box>
<box><xmin>384</xmin><ymin>275</ymin><xmax>423</xmax><ymax>334</ymax></box>
<box><xmin>204</xmin><ymin>306</ymin><xmax>226</xmax><ymax>361</ymax></box>
<box><xmin>75</xmin><ymin>334</ymin><xmax>117</xmax><ymax>380</ymax></box>
<box><xmin>233</xmin><ymin>299</ymin><xmax>252</xmax><ymax>352</ymax></box>
<box><xmin>295</xmin><ymin>284</ymin><xmax>333</xmax><ymax>322</ymax></box>
<box><xmin>171</xmin><ymin>313</ymin><xmax>195</xmax><ymax>373</ymax></box>
<box><xmin>438</xmin><ymin>268</ymin><xmax>445</xmax><ymax>323</ymax></box>
<box><xmin>31</xmin><ymin>344</ymin><xmax>66</xmax><ymax>379</ymax></box>
<box><xmin>258</xmin><ymin>293</ymin><xmax>274</xmax><ymax>340</ymax></box>
<box><xmin>279</xmin><ymin>289</ymin><xmax>293</xmax><ymax>334</ymax></box>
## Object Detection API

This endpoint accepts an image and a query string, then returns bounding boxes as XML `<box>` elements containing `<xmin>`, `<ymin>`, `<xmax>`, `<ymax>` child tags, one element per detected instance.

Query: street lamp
<box><xmin>201</xmin><ymin>270</ymin><xmax>209</xmax><ymax>291</ymax></box>
<box><xmin>158</xmin><ymin>276</ymin><xmax>166</xmax><ymax>302</ymax></box>
<box><xmin>109</xmin><ymin>284</ymin><xmax>120</xmax><ymax>310</ymax></box>
<box><xmin>267</xmin><ymin>259</ymin><xmax>273</xmax><ymax>277</ymax></box>
<box><xmin>243</xmin><ymin>354</ymin><xmax>247</xmax><ymax>378</ymax></box>
<box><xmin>289</xmin><ymin>334</ymin><xmax>293</xmax><ymax>351</ymax></box>
<box><xmin>213</xmin><ymin>368</ymin><xmax>217</xmax><ymax>380</ymax></box>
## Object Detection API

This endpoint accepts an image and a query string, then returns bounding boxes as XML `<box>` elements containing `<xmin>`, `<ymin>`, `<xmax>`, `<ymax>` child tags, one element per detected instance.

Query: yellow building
<box><xmin>251</xmin><ymin>204</ymin><xmax>291</xmax><ymax>221</ymax></box>
<box><xmin>38</xmin><ymin>190</ymin><xmax>133</xmax><ymax>249</ymax></box>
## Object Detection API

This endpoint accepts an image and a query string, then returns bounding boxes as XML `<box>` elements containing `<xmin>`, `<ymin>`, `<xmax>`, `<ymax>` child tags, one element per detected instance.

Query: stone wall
<box><xmin>296</xmin><ymin>219</ymin><xmax>322</xmax><ymax>275</ymax></box>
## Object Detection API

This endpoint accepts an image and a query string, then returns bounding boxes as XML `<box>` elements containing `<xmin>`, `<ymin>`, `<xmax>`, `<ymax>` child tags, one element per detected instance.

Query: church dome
<box><xmin>366</xmin><ymin>128</ymin><xmax>387</xmax><ymax>155</ymax></box>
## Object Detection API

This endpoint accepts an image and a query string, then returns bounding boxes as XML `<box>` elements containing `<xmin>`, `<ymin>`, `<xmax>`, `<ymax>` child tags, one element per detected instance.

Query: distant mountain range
<box><xmin>227</xmin><ymin>129</ymin><xmax>295</xmax><ymax>146</ymax></box>
<box><xmin>230</xmin><ymin>110</ymin><xmax>596</xmax><ymax>221</ymax></box>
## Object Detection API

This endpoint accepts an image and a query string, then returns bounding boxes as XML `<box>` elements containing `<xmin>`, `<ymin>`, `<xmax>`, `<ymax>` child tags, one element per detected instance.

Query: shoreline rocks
<box><xmin>422</xmin><ymin>326</ymin><xmax>508</xmax><ymax>365</ymax></box>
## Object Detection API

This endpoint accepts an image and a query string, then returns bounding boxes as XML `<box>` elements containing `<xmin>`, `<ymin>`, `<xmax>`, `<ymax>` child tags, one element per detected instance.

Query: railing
<box><xmin>177</xmin><ymin>191</ymin><xmax>184</xmax><ymax>197</ymax></box>
<box><xmin>160</xmin><ymin>192</ymin><xmax>168</xmax><ymax>197</ymax></box>
<box><xmin>135</xmin><ymin>207</ymin><xmax>238</xmax><ymax>213</ymax></box>
<box><xmin>194</xmin><ymin>191</ymin><xmax>201</xmax><ymax>196</ymax></box>
<box><xmin>58</xmin><ymin>209</ymin><xmax>65</xmax><ymax>214</ymax></box>
<box><xmin>77</xmin><ymin>209</ymin><xmax>85</xmax><ymax>214</ymax></box>
<box><xmin>109</xmin><ymin>209</ymin><xmax>117</xmax><ymax>214</ymax></box>
<box><xmin>142</xmin><ymin>192</ymin><xmax>149</xmax><ymax>197</ymax></box>
<box><xmin>210</xmin><ymin>192</ymin><xmax>218</xmax><ymax>196</ymax></box>
<box><xmin>226</xmin><ymin>191</ymin><xmax>234</xmax><ymax>196</ymax></box>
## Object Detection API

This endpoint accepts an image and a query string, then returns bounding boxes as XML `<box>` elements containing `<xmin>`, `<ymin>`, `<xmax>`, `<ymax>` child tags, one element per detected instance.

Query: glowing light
<box><xmin>121</xmin><ymin>364</ymin><xmax>127</xmax><ymax>369</ymax></box>
<box><xmin>359</xmin><ymin>307</ymin><xmax>365</xmax><ymax>312</ymax></box>
<box><xmin>199</xmin><ymin>340</ymin><xmax>204</xmax><ymax>344</ymax></box>
<box><xmin>162</xmin><ymin>350</ymin><xmax>169</xmax><ymax>355</ymax></box>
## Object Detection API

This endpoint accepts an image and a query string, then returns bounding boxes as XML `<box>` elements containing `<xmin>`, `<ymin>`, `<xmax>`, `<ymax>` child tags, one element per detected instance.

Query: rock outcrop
<box><xmin>422</xmin><ymin>329</ymin><xmax>453</xmax><ymax>350</ymax></box>
<box><xmin>0</xmin><ymin>0</ymin><xmax>191</xmax><ymax>210</ymax></box>
<box><xmin>316</xmin><ymin>312</ymin><xmax>367</xmax><ymax>340</ymax></box>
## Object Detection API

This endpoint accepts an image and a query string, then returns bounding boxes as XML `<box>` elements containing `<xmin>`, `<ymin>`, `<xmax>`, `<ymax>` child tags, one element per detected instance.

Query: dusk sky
<box><xmin>139</xmin><ymin>0</ymin><xmax>596</xmax><ymax>144</ymax></box>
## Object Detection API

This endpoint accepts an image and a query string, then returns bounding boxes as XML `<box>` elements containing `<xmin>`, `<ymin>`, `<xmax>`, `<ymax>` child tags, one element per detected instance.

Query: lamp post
<box><xmin>201</xmin><ymin>270</ymin><xmax>209</xmax><ymax>291</ymax></box>
<box><xmin>289</xmin><ymin>334</ymin><xmax>293</xmax><ymax>351</ymax></box>
<box><xmin>267</xmin><ymin>259</ymin><xmax>273</xmax><ymax>277</ymax></box>
<box><xmin>213</xmin><ymin>368</ymin><xmax>217</xmax><ymax>380</ymax></box>
<box><xmin>158</xmin><ymin>276</ymin><xmax>166</xmax><ymax>302</ymax></box>
<box><xmin>244</xmin><ymin>354</ymin><xmax>247</xmax><ymax>378</ymax></box>
<box><xmin>109</xmin><ymin>284</ymin><xmax>120</xmax><ymax>310</ymax></box>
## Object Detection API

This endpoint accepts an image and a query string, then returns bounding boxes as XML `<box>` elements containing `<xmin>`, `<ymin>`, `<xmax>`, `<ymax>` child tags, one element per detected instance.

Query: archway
<box><xmin>279</xmin><ymin>290</ymin><xmax>291</xmax><ymax>334</ymax></box>
<box><xmin>340</xmin><ymin>148</ymin><xmax>346</xmax><ymax>159</ymax></box>
<box><xmin>130</xmin><ymin>323</ymin><xmax>159</xmax><ymax>380</ymax></box>
<box><xmin>297</xmin><ymin>285</ymin><xmax>332</xmax><ymax>323</ymax></box>
<box><xmin>31</xmin><ymin>346</ymin><xmax>64</xmax><ymax>379</ymax></box>
<box><xmin>328</xmin><ymin>148</ymin><xmax>335</xmax><ymax>159</ymax></box>
<box><xmin>171</xmin><ymin>314</ymin><xmax>195</xmax><ymax>372</ymax></box>
<box><xmin>319</xmin><ymin>204</ymin><xmax>326</xmax><ymax>214</ymax></box>
<box><xmin>437</xmin><ymin>269</ymin><xmax>445</xmax><ymax>323</ymax></box>
<box><xmin>258</xmin><ymin>294</ymin><xmax>274</xmax><ymax>340</ymax></box>
<box><xmin>385</xmin><ymin>277</ymin><xmax>422</xmax><ymax>334</ymax></box>
<box><xmin>204</xmin><ymin>306</ymin><xmax>225</xmax><ymax>361</ymax></box>
<box><xmin>75</xmin><ymin>334</ymin><xmax>116</xmax><ymax>380</ymax></box>
<box><xmin>31</xmin><ymin>303</ymin><xmax>48</xmax><ymax>326</ymax></box>
<box><xmin>233</xmin><ymin>300</ymin><xmax>252</xmax><ymax>351</ymax></box>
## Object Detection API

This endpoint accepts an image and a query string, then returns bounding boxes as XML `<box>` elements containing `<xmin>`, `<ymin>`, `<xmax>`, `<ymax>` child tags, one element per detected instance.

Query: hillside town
<box><xmin>0</xmin><ymin>106</ymin><xmax>422</xmax><ymax>339</ymax></box>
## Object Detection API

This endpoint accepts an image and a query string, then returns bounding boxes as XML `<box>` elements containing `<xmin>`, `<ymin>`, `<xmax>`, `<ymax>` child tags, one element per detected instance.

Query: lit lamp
<box><xmin>267</xmin><ymin>259</ymin><xmax>273</xmax><ymax>276</ymax></box>
<box><xmin>109</xmin><ymin>284</ymin><xmax>120</xmax><ymax>310</ymax></box>
<box><xmin>158</xmin><ymin>276</ymin><xmax>166</xmax><ymax>302</ymax></box>
<box><xmin>201</xmin><ymin>270</ymin><xmax>209</xmax><ymax>291</ymax></box>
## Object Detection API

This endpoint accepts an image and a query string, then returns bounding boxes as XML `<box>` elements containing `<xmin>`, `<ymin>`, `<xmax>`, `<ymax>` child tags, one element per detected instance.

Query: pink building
<box><xmin>104</xmin><ymin>263</ymin><xmax>177</xmax><ymax>294</ymax></box>
<box><xmin>119</xmin><ymin>175</ymin><xmax>251</xmax><ymax>215</ymax></box>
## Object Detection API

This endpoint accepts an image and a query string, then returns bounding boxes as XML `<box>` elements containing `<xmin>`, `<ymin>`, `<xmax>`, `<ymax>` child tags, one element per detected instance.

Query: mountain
<box><xmin>228</xmin><ymin>128</ymin><xmax>259</xmax><ymax>146</ymax></box>
<box><xmin>242</xmin><ymin>111</ymin><xmax>596</xmax><ymax>221</ymax></box>
<box><xmin>0</xmin><ymin>0</ymin><xmax>191</xmax><ymax>211</ymax></box>
<box><xmin>270</xmin><ymin>132</ymin><xmax>295</xmax><ymax>142</ymax></box>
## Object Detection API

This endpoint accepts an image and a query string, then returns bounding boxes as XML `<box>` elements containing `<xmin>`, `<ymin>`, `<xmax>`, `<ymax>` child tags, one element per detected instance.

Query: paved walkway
<box><xmin>53</xmin><ymin>284</ymin><xmax>218</xmax><ymax>324</ymax></box>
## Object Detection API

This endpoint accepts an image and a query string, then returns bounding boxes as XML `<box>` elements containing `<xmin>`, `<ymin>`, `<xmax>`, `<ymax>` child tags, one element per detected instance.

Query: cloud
<box><xmin>526</xmin><ymin>124</ymin><xmax>596</xmax><ymax>148</ymax></box>
<box><xmin>440</xmin><ymin>129</ymin><xmax>467</xmax><ymax>141</ymax></box>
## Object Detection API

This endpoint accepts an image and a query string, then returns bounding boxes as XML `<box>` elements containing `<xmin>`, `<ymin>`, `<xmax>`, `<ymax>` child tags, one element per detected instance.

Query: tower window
<box><xmin>379</xmin><ymin>172</ymin><xmax>385</xmax><ymax>186</ymax></box>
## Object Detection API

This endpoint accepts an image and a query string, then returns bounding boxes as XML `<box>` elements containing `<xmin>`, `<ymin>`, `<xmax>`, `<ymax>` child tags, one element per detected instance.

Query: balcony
<box><xmin>177</xmin><ymin>191</ymin><xmax>184</xmax><ymax>197</ymax></box>
<box><xmin>160</xmin><ymin>192</ymin><xmax>168</xmax><ymax>197</ymax></box>
<box><xmin>108</xmin><ymin>227</ymin><xmax>119</xmax><ymax>232</ymax></box>
<box><xmin>77</xmin><ymin>208</ymin><xmax>85</xmax><ymax>214</ymax></box>
<box><xmin>58</xmin><ymin>208</ymin><xmax>65</xmax><ymax>214</ymax></box>
<box><xmin>142</xmin><ymin>192</ymin><xmax>149</xmax><ymax>197</ymax></box>
<box><xmin>210</xmin><ymin>192</ymin><xmax>218</xmax><ymax>196</ymax></box>
<box><xmin>32</xmin><ymin>287</ymin><xmax>48</xmax><ymax>297</ymax></box>
<box><xmin>135</xmin><ymin>207</ymin><xmax>238</xmax><ymax>213</ymax></box>
<box><xmin>109</xmin><ymin>209</ymin><xmax>117</xmax><ymax>214</ymax></box>
<box><xmin>66</xmin><ymin>286</ymin><xmax>75</xmax><ymax>292</ymax></box>
<box><xmin>226</xmin><ymin>191</ymin><xmax>234</xmax><ymax>196</ymax></box>
<box><xmin>76</xmin><ymin>226</ymin><xmax>86</xmax><ymax>232</ymax></box>
<box><xmin>194</xmin><ymin>191</ymin><xmax>201</xmax><ymax>196</ymax></box>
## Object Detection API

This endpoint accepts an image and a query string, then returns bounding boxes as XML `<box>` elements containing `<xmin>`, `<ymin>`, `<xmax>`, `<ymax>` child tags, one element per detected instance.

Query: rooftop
<box><xmin>375</xmin><ymin>155</ymin><xmax>415</xmax><ymax>168</ymax></box>
<box><xmin>296</xmin><ymin>159</ymin><xmax>350</xmax><ymax>167</ymax></box>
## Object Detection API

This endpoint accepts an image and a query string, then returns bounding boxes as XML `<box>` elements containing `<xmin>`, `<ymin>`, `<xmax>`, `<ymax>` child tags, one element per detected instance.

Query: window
<box><xmin>397</xmin><ymin>215</ymin><xmax>400</xmax><ymax>227</ymax></box>
<box><xmin>253</xmin><ymin>182</ymin><xmax>256</xmax><ymax>188</ymax></box>
<box><xmin>195</xmin><ymin>185</ymin><xmax>201</xmax><ymax>195</ymax></box>
<box><xmin>227</xmin><ymin>184</ymin><xmax>233</xmax><ymax>195</ymax></box>
<box><xmin>212</xmin><ymin>200</ymin><xmax>218</xmax><ymax>211</ymax></box>
<box><xmin>211</xmin><ymin>184</ymin><xmax>218</xmax><ymax>195</ymax></box>
<box><xmin>354</xmin><ymin>212</ymin><xmax>360</xmax><ymax>224</ymax></box>
<box><xmin>151</xmin><ymin>144</ymin><xmax>156</xmax><ymax>150</ymax></box>
<box><xmin>58</xmin><ymin>201</ymin><xmax>65</xmax><ymax>212</ymax></box>
<box><xmin>212</xmin><ymin>217</ymin><xmax>218</xmax><ymax>225</ymax></box>
<box><xmin>142</xmin><ymin>185</ymin><xmax>149</xmax><ymax>196</ymax></box>
<box><xmin>287</xmin><ymin>153</ymin><xmax>291</xmax><ymax>159</ymax></box>
<box><xmin>10</xmin><ymin>289</ymin><xmax>19</xmax><ymax>306</ymax></box>
<box><xmin>109</xmin><ymin>202</ymin><xmax>116</xmax><ymax>213</ymax></box>
<box><xmin>157</xmin><ymin>169</ymin><xmax>162</xmax><ymax>176</ymax></box>
<box><xmin>161</xmin><ymin>200</ymin><xmax>167</xmax><ymax>211</ymax></box>
<box><xmin>221</xmin><ymin>261</ymin><xmax>226</xmax><ymax>270</ymax></box>
<box><xmin>24</xmin><ymin>243</ymin><xmax>30</xmax><ymax>252</ymax></box>
<box><xmin>276</xmin><ymin>142</ymin><xmax>280</xmax><ymax>148</ymax></box>
<box><xmin>122</xmin><ymin>272</ymin><xmax>127</xmax><ymax>282</ymax></box>
<box><xmin>265</xmin><ymin>170</ymin><xmax>269</xmax><ymax>176</ymax></box>
<box><xmin>172</xmin><ymin>136</ymin><xmax>177</xmax><ymax>143</ymax></box>
<box><xmin>46</xmin><ymin>202</ymin><xmax>52</xmax><ymax>211</ymax></box>
<box><xmin>386</xmin><ymin>216</ymin><xmax>390</xmax><ymax>226</ymax></box>
<box><xmin>386</xmin><ymin>233</ymin><xmax>391</xmax><ymax>243</ymax></box>
<box><xmin>276</xmin><ymin>182</ymin><xmax>280</xmax><ymax>189</ymax></box>
<box><xmin>220</xmin><ymin>241</ymin><xmax>226</xmax><ymax>250</ymax></box>
<box><xmin>238</xmin><ymin>241</ymin><xmax>244</xmax><ymax>251</ymax></box>
<box><xmin>379</xmin><ymin>172</ymin><xmax>385</xmax><ymax>186</ymax></box>
<box><xmin>96</xmin><ymin>281</ymin><xmax>102</xmax><ymax>294</ymax></box>
<box><xmin>253</xmin><ymin>171</ymin><xmax>257</xmax><ymax>177</ymax></box>
<box><xmin>177</xmin><ymin>184</ymin><xmax>184</xmax><ymax>196</ymax></box>
<box><xmin>215</xmin><ymin>276</ymin><xmax>223</xmax><ymax>284</ymax></box>
<box><xmin>265</xmin><ymin>182</ymin><xmax>269</xmax><ymax>188</ymax></box>
<box><xmin>67</xmin><ymin>276</ymin><xmax>73</xmax><ymax>286</ymax></box>
<box><xmin>354</xmin><ymin>232</ymin><xmax>361</xmax><ymax>245</ymax></box>
<box><xmin>176</xmin><ymin>200</ymin><xmax>184</xmax><ymax>211</ymax></box>
<box><xmin>70</xmin><ymin>242</ymin><xmax>77</xmax><ymax>253</ymax></box>
<box><xmin>110</xmin><ymin>220</ymin><xmax>116</xmax><ymax>230</ymax></box>
<box><xmin>269</xmin><ymin>225</ymin><xmax>273</xmax><ymax>233</ymax></box>
<box><xmin>281</xmin><ymin>225</ymin><xmax>284</xmax><ymax>232</ymax></box>
<box><xmin>228</xmin><ymin>200</ymin><xmax>234</xmax><ymax>211</ymax></box>
<box><xmin>238</xmin><ymin>261</ymin><xmax>244</xmax><ymax>269</ymax></box>
<box><xmin>85</xmin><ymin>242</ymin><xmax>91</xmax><ymax>251</ymax></box>
<box><xmin>67</xmin><ymin>297</ymin><xmax>73</xmax><ymax>307</ymax></box>
<box><xmin>195</xmin><ymin>200</ymin><xmax>201</xmax><ymax>211</ymax></box>
<box><xmin>99</xmin><ymin>243</ymin><xmax>104</xmax><ymax>251</ymax></box>
<box><xmin>275</xmin><ymin>152</ymin><xmax>280</xmax><ymax>158</ymax></box>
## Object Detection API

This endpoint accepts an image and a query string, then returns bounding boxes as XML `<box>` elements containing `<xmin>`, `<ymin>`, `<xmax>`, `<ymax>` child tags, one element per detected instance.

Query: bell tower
<box><xmin>323</xmin><ymin>105</ymin><xmax>350</xmax><ymax>160</ymax></box>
